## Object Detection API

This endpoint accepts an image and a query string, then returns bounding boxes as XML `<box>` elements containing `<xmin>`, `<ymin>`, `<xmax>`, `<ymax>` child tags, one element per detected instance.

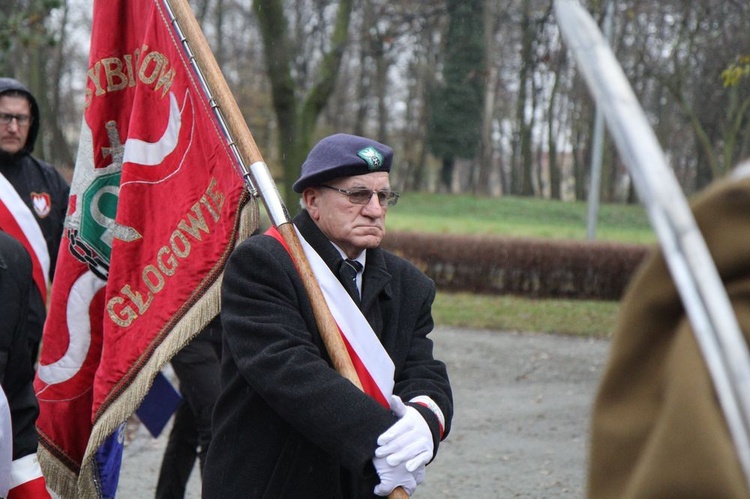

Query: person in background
<box><xmin>155</xmin><ymin>317</ymin><xmax>222</xmax><ymax>499</ymax></box>
<box><xmin>203</xmin><ymin>133</ymin><xmax>453</xmax><ymax>498</ymax></box>
<box><xmin>0</xmin><ymin>77</ymin><xmax>69</xmax><ymax>364</ymax></box>
<box><xmin>0</xmin><ymin>230</ymin><xmax>49</xmax><ymax>497</ymax></box>
<box><xmin>588</xmin><ymin>162</ymin><xmax>750</xmax><ymax>498</ymax></box>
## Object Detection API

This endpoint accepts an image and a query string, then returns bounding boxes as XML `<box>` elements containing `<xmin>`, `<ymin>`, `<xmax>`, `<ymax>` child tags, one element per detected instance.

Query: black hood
<box><xmin>0</xmin><ymin>77</ymin><xmax>40</xmax><ymax>156</ymax></box>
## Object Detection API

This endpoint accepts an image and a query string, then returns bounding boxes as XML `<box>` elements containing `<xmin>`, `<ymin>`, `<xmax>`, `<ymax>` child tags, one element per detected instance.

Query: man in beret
<box><xmin>203</xmin><ymin>133</ymin><xmax>452</xmax><ymax>498</ymax></box>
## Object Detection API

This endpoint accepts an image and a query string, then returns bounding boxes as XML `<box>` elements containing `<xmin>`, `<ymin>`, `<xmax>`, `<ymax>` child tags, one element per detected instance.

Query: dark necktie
<box><xmin>339</xmin><ymin>258</ymin><xmax>363</xmax><ymax>302</ymax></box>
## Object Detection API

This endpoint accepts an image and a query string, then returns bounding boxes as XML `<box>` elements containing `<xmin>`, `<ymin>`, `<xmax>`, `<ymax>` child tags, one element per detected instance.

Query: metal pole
<box><xmin>585</xmin><ymin>0</ymin><xmax>614</xmax><ymax>240</ymax></box>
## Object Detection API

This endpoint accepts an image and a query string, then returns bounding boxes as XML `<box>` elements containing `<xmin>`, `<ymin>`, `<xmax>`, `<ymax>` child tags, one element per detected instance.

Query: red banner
<box><xmin>33</xmin><ymin>0</ymin><xmax>254</xmax><ymax>495</ymax></box>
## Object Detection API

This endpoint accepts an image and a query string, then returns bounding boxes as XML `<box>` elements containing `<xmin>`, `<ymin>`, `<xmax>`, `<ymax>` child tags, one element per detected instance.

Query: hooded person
<box><xmin>0</xmin><ymin>77</ymin><xmax>70</xmax><ymax>364</ymax></box>
<box><xmin>203</xmin><ymin>133</ymin><xmax>452</xmax><ymax>498</ymax></box>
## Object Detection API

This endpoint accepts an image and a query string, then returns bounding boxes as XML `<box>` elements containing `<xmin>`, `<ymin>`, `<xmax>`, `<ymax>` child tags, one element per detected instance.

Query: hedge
<box><xmin>382</xmin><ymin>231</ymin><xmax>651</xmax><ymax>301</ymax></box>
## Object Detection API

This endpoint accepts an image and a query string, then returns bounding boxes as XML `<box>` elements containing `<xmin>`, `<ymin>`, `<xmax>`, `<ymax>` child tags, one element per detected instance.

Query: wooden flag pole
<box><xmin>164</xmin><ymin>0</ymin><xmax>360</xmax><ymax>388</ymax></box>
<box><xmin>164</xmin><ymin>1</ymin><xmax>408</xmax><ymax>497</ymax></box>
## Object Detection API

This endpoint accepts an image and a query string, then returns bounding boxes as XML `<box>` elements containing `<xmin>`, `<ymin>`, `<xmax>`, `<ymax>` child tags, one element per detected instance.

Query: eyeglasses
<box><xmin>0</xmin><ymin>113</ymin><xmax>32</xmax><ymax>127</ymax></box>
<box><xmin>320</xmin><ymin>184</ymin><xmax>400</xmax><ymax>207</ymax></box>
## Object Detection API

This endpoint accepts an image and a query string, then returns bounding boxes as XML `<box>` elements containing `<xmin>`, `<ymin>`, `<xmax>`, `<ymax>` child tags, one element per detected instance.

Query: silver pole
<box><xmin>585</xmin><ymin>0</ymin><xmax>613</xmax><ymax>240</ymax></box>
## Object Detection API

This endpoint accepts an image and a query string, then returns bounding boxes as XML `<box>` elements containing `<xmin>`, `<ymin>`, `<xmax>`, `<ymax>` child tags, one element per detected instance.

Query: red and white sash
<box><xmin>0</xmin><ymin>172</ymin><xmax>50</xmax><ymax>302</ymax></box>
<box><xmin>266</xmin><ymin>226</ymin><xmax>395</xmax><ymax>408</ymax></box>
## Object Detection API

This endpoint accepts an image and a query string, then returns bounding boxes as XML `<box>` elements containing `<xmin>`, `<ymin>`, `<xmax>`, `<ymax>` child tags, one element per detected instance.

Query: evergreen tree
<box><xmin>427</xmin><ymin>0</ymin><xmax>485</xmax><ymax>192</ymax></box>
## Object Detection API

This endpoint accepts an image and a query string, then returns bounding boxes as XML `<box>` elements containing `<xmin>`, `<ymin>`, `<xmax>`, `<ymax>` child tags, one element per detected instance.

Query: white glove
<box><xmin>375</xmin><ymin>395</ymin><xmax>434</xmax><ymax>472</ymax></box>
<box><xmin>372</xmin><ymin>454</ymin><xmax>422</xmax><ymax>496</ymax></box>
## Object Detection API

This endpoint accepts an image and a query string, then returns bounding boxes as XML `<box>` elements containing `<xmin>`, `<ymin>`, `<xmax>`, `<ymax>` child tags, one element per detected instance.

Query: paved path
<box><xmin>116</xmin><ymin>328</ymin><xmax>611</xmax><ymax>498</ymax></box>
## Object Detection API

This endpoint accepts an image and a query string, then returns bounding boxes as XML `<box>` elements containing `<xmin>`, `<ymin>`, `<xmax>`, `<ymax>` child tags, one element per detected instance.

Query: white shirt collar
<box><xmin>331</xmin><ymin>242</ymin><xmax>366</xmax><ymax>269</ymax></box>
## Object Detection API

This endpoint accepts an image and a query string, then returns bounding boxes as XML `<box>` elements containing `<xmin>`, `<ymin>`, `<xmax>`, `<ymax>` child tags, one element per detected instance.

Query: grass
<box><xmin>433</xmin><ymin>292</ymin><xmax>622</xmax><ymax>339</ymax></box>
<box><xmin>385</xmin><ymin>193</ymin><xmax>654</xmax><ymax>338</ymax></box>
<box><xmin>387</xmin><ymin>192</ymin><xmax>656</xmax><ymax>244</ymax></box>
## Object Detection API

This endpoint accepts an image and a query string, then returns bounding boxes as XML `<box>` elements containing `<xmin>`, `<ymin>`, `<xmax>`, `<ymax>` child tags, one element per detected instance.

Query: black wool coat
<box><xmin>0</xmin><ymin>230</ymin><xmax>39</xmax><ymax>460</ymax></box>
<box><xmin>203</xmin><ymin>210</ymin><xmax>452</xmax><ymax>498</ymax></box>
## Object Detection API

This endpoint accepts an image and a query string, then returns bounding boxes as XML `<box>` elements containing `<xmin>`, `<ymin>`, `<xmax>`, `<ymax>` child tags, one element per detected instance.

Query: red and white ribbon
<box><xmin>266</xmin><ymin>227</ymin><xmax>395</xmax><ymax>408</ymax></box>
<box><xmin>410</xmin><ymin>395</ymin><xmax>446</xmax><ymax>439</ymax></box>
<box><xmin>0</xmin><ymin>172</ymin><xmax>50</xmax><ymax>302</ymax></box>
<box><xmin>8</xmin><ymin>453</ymin><xmax>50</xmax><ymax>498</ymax></box>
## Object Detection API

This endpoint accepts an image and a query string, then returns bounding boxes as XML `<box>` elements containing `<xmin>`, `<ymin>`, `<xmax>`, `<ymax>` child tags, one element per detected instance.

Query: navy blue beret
<box><xmin>292</xmin><ymin>133</ymin><xmax>393</xmax><ymax>193</ymax></box>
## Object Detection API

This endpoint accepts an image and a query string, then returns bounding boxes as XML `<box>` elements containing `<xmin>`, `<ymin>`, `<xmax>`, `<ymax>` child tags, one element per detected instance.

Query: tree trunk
<box><xmin>440</xmin><ymin>156</ymin><xmax>455</xmax><ymax>193</ymax></box>
<box><xmin>477</xmin><ymin>0</ymin><xmax>498</xmax><ymax>196</ymax></box>
<box><xmin>254</xmin><ymin>0</ymin><xmax>354</xmax><ymax>210</ymax></box>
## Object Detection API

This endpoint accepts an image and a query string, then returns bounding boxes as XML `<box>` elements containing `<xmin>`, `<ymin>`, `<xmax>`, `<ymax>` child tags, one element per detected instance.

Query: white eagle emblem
<box><xmin>31</xmin><ymin>192</ymin><xmax>52</xmax><ymax>218</ymax></box>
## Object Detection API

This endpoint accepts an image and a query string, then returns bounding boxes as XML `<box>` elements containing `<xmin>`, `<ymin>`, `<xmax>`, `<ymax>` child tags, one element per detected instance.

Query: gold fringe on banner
<box><xmin>42</xmin><ymin>195</ymin><xmax>257</xmax><ymax>498</ymax></box>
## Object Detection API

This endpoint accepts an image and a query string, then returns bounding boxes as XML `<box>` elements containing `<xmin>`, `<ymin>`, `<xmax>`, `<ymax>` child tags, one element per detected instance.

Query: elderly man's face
<box><xmin>304</xmin><ymin>172</ymin><xmax>391</xmax><ymax>259</ymax></box>
<box><xmin>0</xmin><ymin>95</ymin><xmax>32</xmax><ymax>155</ymax></box>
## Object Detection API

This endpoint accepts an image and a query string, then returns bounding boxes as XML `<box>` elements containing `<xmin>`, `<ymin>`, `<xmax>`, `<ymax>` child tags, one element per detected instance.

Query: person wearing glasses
<box><xmin>203</xmin><ymin>134</ymin><xmax>452</xmax><ymax>498</ymax></box>
<box><xmin>0</xmin><ymin>78</ymin><xmax>69</xmax><ymax>364</ymax></box>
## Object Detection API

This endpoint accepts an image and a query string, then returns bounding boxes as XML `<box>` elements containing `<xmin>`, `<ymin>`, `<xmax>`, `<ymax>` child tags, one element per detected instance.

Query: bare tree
<box><xmin>476</xmin><ymin>0</ymin><xmax>500</xmax><ymax>196</ymax></box>
<box><xmin>250</xmin><ymin>0</ymin><xmax>354</xmax><ymax>208</ymax></box>
<box><xmin>510</xmin><ymin>0</ymin><xmax>552</xmax><ymax>196</ymax></box>
<box><xmin>618</xmin><ymin>0</ymin><xmax>750</xmax><ymax>192</ymax></box>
